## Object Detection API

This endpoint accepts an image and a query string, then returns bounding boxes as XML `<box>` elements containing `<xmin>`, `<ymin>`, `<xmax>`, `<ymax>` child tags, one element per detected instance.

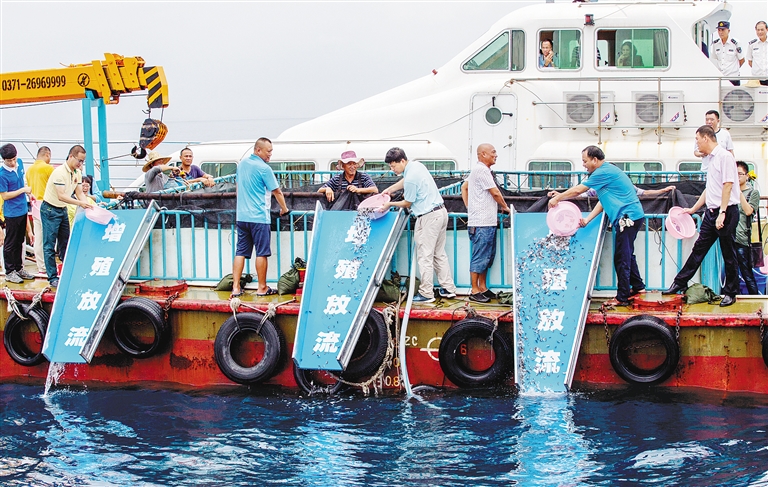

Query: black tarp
<box><xmin>119</xmin><ymin>176</ymin><xmax>706</xmax><ymax>231</ymax></box>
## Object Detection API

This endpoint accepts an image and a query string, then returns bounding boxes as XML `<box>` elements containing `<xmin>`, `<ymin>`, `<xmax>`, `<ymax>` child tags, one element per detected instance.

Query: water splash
<box><xmin>44</xmin><ymin>362</ymin><xmax>66</xmax><ymax>396</ymax></box>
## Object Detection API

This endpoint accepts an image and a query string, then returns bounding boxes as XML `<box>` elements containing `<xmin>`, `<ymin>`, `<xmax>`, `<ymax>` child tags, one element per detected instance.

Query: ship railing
<box><xmin>495</xmin><ymin>170</ymin><xmax>704</xmax><ymax>191</ymax></box>
<box><xmin>130</xmin><ymin>208</ymin><xmax>708</xmax><ymax>294</ymax></box>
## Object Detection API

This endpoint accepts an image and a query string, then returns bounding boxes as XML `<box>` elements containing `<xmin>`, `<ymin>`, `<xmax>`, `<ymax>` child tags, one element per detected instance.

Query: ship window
<box><xmin>538</xmin><ymin>30</ymin><xmax>581</xmax><ymax>69</ymax></box>
<box><xmin>463</xmin><ymin>31</ymin><xmax>525</xmax><ymax>71</ymax></box>
<box><xmin>611</xmin><ymin>161</ymin><xmax>663</xmax><ymax>184</ymax></box>
<box><xmin>596</xmin><ymin>29</ymin><xmax>669</xmax><ymax>68</ymax></box>
<box><xmin>678</xmin><ymin>161</ymin><xmax>705</xmax><ymax>181</ymax></box>
<box><xmin>527</xmin><ymin>161</ymin><xmax>573</xmax><ymax>189</ymax></box>
<box><xmin>365</xmin><ymin>160</ymin><xmax>456</xmax><ymax>172</ymax></box>
<box><xmin>200</xmin><ymin>161</ymin><xmax>237</xmax><ymax>178</ymax></box>
<box><xmin>269</xmin><ymin>161</ymin><xmax>316</xmax><ymax>188</ymax></box>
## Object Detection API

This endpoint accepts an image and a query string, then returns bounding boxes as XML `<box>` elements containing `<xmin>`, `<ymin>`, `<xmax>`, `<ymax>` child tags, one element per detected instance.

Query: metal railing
<box><xmin>131</xmin><ymin>207</ymin><xmax>702</xmax><ymax>294</ymax></box>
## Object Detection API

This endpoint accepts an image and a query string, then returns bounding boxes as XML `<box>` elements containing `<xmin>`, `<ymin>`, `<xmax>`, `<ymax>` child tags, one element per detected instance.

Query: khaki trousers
<box><xmin>33</xmin><ymin>215</ymin><xmax>45</xmax><ymax>273</ymax></box>
<box><xmin>414</xmin><ymin>207</ymin><xmax>456</xmax><ymax>298</ymax></box>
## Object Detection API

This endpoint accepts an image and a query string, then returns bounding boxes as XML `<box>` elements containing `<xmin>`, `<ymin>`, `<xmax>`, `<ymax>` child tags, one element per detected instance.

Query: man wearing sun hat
<box><xmin>711</xmin><ymin>20</ymin><xmax>744</xmax><ymax>86</ymax></box>
<box><xmin>41</xmin><ymin>144</ymin><xmax>92</xmax><ymax>287</ymax></box>
<box><xmin>317</xmin><ymin>150</ymin><xmax>378</xmax><ymax>206</ymax></box>
<box><xmin>142</xmin><ymin>150</ymin><xmax>176</xmax><ymax>193</ymax></box>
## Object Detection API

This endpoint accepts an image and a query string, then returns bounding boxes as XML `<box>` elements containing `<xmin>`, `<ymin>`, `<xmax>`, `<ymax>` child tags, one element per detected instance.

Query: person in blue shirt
<box><xmin>549</xmin><ymin>146</ymin><xmax>645</xmax><ymax>306</ymax></box>
<box><xmin>230</xmin><ymin>138</ymin><xmax>289</xmax><ymax>298</ymax></box>
<box><xmin>0</xmin><ymin>144</ymin><xmax>33</xmax><ymax>283</ymax></box>
<box><xmin>539</xmin><ymin>39</ymin><xmax>559</xmax><ymax>68</ymax></box>
<box><xmin>381</xmin><ymin>147</ymin><xmax>458</xmax><ymax>303</ymax></box>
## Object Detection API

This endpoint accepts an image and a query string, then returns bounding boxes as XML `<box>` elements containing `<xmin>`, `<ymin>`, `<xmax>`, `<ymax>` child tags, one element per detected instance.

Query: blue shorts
<box><xmin>236</xmin><ymin>222</ymin><xmax>271</xmax><ymax>258</ymax></box>
<box><xmin>469</xmin><ymin>226</ymin><xmax>497</xmax><ymax>273</ymax></box>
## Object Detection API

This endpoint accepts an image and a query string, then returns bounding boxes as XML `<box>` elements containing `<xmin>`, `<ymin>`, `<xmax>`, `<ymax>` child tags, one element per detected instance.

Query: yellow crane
<box><xmin>0</xmin><ymin>53</ymin><xmax>169</xmax><ymax>189</ymax></box>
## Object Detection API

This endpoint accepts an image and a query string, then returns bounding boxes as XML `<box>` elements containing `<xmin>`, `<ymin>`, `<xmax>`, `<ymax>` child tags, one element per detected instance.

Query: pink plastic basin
<box><xmin>85</xmin><ymin>206</ymin><xmax>116</xmax><ymax>225</ymax></box>
<box><xmin>665</xmin><ymin>206</ymin><xmax>696</xmax><ymax>239</ymax></box>
<box><xmin>358</xmin><ymin>193</ymin><xmax>391</xmax><ymax>219</ymax></box>
<box><xmin>547</xmin><ymin>201</ymin><xmax>581</xmax><ymax>237</ymax></box>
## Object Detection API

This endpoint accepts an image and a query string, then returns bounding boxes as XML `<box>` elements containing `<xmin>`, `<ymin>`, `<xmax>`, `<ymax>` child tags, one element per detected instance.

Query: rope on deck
<box><xmin>3</xmin><ymin>287</ymin><xmax>25</xmax><ymax>319</ymax></box>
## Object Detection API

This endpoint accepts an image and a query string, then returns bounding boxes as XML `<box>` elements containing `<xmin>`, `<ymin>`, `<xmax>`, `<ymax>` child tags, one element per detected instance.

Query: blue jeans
<box><xmin>469</xmin><ymin>226</ymin><xmax>497</xmax><ymax>273</ymax></box>
<box><xmin>614</xmin><ymin>218</ymin><xmax>645</xmax><ymax>302</ymax></box>
<box><xmin>735</xmin><ymin>242</ymin><xmax>759</xmax><ymax>295</ymax></box>
<box><xmin>41</xmin><ymin>201</ymin><xmax>69</xmax><ymax>282</ymax></box>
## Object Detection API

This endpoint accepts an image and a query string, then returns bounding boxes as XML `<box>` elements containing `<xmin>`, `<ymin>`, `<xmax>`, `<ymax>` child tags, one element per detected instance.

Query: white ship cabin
<box><xmin>261</xmin><ymin>0</ymin><xmax>766</xmax><ymax>188</ymax></box>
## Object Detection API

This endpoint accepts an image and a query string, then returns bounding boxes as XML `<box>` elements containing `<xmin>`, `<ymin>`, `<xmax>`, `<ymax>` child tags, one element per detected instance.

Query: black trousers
<box><xmin>3</xmin><ymin>214</ymin><xmax>27</xmax><ymax>274</ymax></box>
<box><xmin>673</xmin><ymin>205</ymin><xmax>739</xmax><ymax>297</ymax></box>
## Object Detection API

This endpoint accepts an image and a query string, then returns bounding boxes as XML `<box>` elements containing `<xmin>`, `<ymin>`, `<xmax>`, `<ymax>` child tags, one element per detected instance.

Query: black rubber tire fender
<box><xmin>761</xmin><ymin>329</ymin><xmax>768</xmax><ymax>369</ymax></box>
<box><xmin>293</xmin><ymin>362</ymin><xmax>344</xmax><ymax>396</ymax></box>
<box><xmin>609</xmin><ymin>314</ymin><xmax>680</xmax><ymax>385</ymax></box>
<box><xmin>3</xmin><ymin>305</ymin><xmax>50</xmax><ymax>367</ymax></box>
<box><xmin>341</xmin><ymin>309</ymin><xmax>389</xmax><ymax>381</ymax></box>
<box><xmin>214</xmin><ymin>312</ymin><xmax>285</xmax><ymax>384</ymax></box>
<box><xmin>438</xmin><ymin>316</ymin><xmax>514</xmax><ymax>388</ymax></box>
<box><xmin>110</xmin><ymin>297</ymin><xmax>169</xmax><ymax>358</ymax></box>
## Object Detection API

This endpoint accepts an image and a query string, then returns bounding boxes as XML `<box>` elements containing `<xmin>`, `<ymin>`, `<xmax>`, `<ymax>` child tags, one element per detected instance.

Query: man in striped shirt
<box><xmin>461</xmin><ymin>144</ymin><xmax>510</xmax><ymax>303</ymax></box>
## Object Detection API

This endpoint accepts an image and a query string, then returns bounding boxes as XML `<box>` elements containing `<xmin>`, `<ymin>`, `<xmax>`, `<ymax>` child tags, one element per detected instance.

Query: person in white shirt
<box><xmin>693</xmin><ymin>110</ymin><xmax>734</xmax><ymax>171</ymax></box>
<box><xmin>746</xmin><ymin>21</ymin><xmax>768</xmax><ymax>86</ymax></box>
<box><xmin>711</xmin><ymin>20</ymin><xmax>745</xmax><ymax>86</ymax></box>
<box><xmin>664</xmin><ymin>125</ymin><xmax>741</xmax><ymax>307</ymax></box>
<box><xmin>460</xmin><ymin>144</ymin><xmax>511</xmax><ymax>303</ymax></box>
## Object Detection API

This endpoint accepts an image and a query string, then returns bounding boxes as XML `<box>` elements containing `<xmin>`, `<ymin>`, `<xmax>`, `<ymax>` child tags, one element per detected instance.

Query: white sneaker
<box><xmin>5</xmin><ymin>271</ymin><xmax>23</xmax><ymax>284</ymax></box>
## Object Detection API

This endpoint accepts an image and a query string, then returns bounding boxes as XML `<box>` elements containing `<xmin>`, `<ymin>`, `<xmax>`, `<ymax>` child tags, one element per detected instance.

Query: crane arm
<box><xmin>0</xmin><ymin>53</ymin><xmax>168</xmax><ymax>108</ymax></box>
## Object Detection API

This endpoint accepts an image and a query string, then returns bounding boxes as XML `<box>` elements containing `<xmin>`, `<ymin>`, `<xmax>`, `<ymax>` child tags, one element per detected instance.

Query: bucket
<box><xmin>296</xmin><ymin>268</ymin><xmax>306</xmax><ymax>295</ymax></box>
<box><xmin>85</xmin><ymin>205</ymin><xmax>116</xmax><ymax>225</ymax></box>
<box><xmin>357</xmin><ymin>193</ymin><xmax>391</xmax><ymax>220</ymax></box>
<box><xmin>546</xmin><ymin>201</ymin><xmax>581</xmax><ymax>237</ymax></box>
<box><xmin>665</xmin><ymin>206</ymin><xmax>695</xmax><ymax>239</ymax></box>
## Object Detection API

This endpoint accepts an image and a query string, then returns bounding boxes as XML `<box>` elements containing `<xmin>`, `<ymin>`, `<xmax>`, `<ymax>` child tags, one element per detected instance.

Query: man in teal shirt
<box><xmin>230</xmin><ymin>137</ymin><xmax>289</xmax><ymax>298</ymax></box>
<box><xmin>549</xmin><ymin>146</ymin><xmax>645</xmax><ymax>306</ymax></box>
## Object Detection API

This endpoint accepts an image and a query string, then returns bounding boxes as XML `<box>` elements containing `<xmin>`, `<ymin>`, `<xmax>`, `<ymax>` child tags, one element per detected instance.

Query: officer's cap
<box><xmin>717</xmin><ymin>21</ymin><xmax>730</xmax><ymax>29</ymax></box>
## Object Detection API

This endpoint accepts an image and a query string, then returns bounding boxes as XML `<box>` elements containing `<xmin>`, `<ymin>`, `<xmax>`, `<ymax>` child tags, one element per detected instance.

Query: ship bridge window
<box><xmin>538</xmin><ymin>30</ymin><xmax>582</xmax><ymax>69</ymax></box>
<box><xmin>463</xmin><ymin>30</ymin><xmax>525</xmax><ymax>71</ymax></box>
<box><xmin>527</xmin><ymin>161</ymin><xmax>573</xmax><ymax>189</ymax></box>
<box><xmin>596</xmin><ymin>29</ymin><xmax>669</xmax><ymax>68</ymax></box>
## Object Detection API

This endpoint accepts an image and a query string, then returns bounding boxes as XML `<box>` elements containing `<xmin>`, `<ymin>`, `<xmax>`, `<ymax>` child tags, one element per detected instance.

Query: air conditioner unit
<box><xmin>564</xmin><ymin>92</ymin><xmax>615</xmax><ymax>126</ymax></box>
<box><xmin>758</xmin><ymin>87</ymin><xmax>768</xmax><ymax>126</ymax></box>
<box><xmin>633</xmin><ymin>91</ymin><xmax>685</xmax><ymax>126</ymax></box>
<box><xmin>719</xmin><ymin>87</ymin><xmax>755</xmax><ymax>126</ymax></box>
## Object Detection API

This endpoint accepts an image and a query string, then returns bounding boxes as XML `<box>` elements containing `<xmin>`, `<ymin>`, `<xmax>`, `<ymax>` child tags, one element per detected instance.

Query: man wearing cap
<box><xmin>549</xmin><ymin>146</ymin><xmax>645</xmax><ymax>307</ymax></box>
<box><xmin>460</xmin><ymin>143</ymin><xmax>510</xmax><ymax>303</ymax></box>
<box><xmin>27</xmin><ymin>146</ymin><xmax>54</xmax><ymax>275</ymax></box>
<box><xmin>0</xmin><ymin>144</ymin><xmax>34</xmax><ymax>284</ymax></box>
<box><xmin>712</xmin><ymin>20</ymin><xmax>745</xmax><ymax>86</ymax></box>
<box><xmin>693</xmin><ymin>110</ymin><xmax>734</xmax><ymax>170</ymax></box>
<box><xmin>41</xmin><ymin>144</ymin><xmax>92</xmax><ymax>288</ymax></box>
<box><xmin>143</xmin><ymin>151</ymin><xmax>177</xmax><ymax>193</ymax></box>
<box><xmin>747</xmin><ymin>21</ymin><xmax>768</xmax><ymax>86</ymax></box>
<box><xmin>230</xmin><ymin>137</ymin><xmax>289</xmax><ymax>298</ymax></box>
<box><xmin>381</xmin><ymin>147</ymin><xmax>457</xmax><ymax>303</ymax></box>
<box><xmin>664</xmin><ymin>125</ymin><xmax>740</xmax><ymax>307</ymax></box>
<box><xmin>318</xmin><ymin>150</ymin><xmax>378</xmax><ymax>206</ymax></box>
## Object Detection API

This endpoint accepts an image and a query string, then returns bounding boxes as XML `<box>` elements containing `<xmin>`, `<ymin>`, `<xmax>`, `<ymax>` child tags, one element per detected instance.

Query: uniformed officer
<box><xmin>711</xmin><ymin>20</ymin><xmax>745</xmax><ymax>86</ymax></box>
<box><xmin>747</xmin><ymin>21</ymin><xmax>768</xmax><ymax>86</ymax></box>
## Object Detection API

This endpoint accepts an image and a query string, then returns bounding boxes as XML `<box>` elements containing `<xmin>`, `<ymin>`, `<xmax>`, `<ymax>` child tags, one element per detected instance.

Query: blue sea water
<box><xmin>2</xmin><ymin>384</ymin><xmax>768</xmax><ymax>486</ymax></box>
